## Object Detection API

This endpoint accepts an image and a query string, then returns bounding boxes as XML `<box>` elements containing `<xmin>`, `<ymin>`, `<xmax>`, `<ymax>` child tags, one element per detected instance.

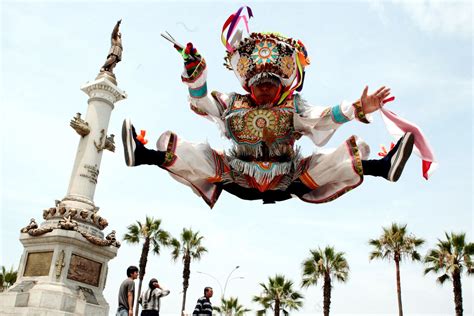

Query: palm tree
<box><xmin>369</xmin><ymin>223</ymin><xmax>424</xmax><ymax>316</ymax></box>
<box><xmin>123</xmin><ymin>216</ymin><xmax>170</xmax><ymax>316</ymax></box>
<box><xmin>253</xmin><ymin>274</ymin><xmax>304</xmax><ymax>316</ymax></box>
<box><xmin>0</xmin><ymin>266</ymin><xmax>4</xmax><ymax>292</ymax></box>
<box><xmin>301</xmin><ymin>246</ymin><xmax>349</xmax><ymax>316</ymax></box>
<box><xmin>0</xmin><ymin>266</ymin><xmax>18</xmax><ymax>292</ymax></box>
<box><xmin>424</xmin><ymin>232</ymin><xmax>474</xmax><ymax>316</ymax></box>
<box><xmin>170</xmin><ymin>228</ymin><xmax>207</xmax><ymax>315</ymax></box>
<box><xmin>213</xmin><ymin>296</ymin><xmax>251</xmax><ymax>316</ymax></box>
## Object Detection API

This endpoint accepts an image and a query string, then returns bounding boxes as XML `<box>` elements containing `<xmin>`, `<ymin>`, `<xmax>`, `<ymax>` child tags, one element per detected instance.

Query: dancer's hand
<box><xmin>174</xmin><ymin>42</ymin><xmax>201</xmax><ymax>61</ymax></box>
<box><xmin>174</xmin><ymin>42</ymin><xmax>201</xmax><ymax>76</ymax></box>
<box><xmin>360</xmin><ymin>86</ymin><xmax>392</xmax><ymax>114</ymax></box>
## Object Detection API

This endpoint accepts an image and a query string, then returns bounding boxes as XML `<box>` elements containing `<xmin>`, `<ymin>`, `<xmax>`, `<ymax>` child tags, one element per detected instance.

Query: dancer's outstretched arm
<box><xmin>293</xmin><ymin>86</ymin><xmax>391</xmax><ymax>146</ymax></box>
<box><xmin>172</xmin><ymin>42</ymin><xmax>228</xmax><ymax>130</ymax></box>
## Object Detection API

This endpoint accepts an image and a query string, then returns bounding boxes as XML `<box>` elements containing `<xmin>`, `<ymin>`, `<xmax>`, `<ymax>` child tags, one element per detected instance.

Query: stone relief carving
<box><xmin>20</xmin><ymin>218</ymin><xmax>54</xmax><ymax>236</ymax></box>
<box><xmin>104</xmin><ymin>134</ymin><xmax>115</xmax><ymax>152</ymax></box>
<box><xmin>21</xmin><ymin>218</ymin><xmax>38</xmax><ymax>233</ymax></box>
<box><xmin>55</xmin><ymin>250</ymin><xmax>65</xmax><ymax>280</ymax></box>
<box><xmin>26</xmin><ymin>200</ymin><xmax>118</xmax><ymax>247</ymax></box>
<box><xmin>67</xmin><ymin>254</ymin><xmax>102</xmax><ymax>287</ymax></box>
<box><xmin>58</xmin><ymin>216</ymin><xmax>78</xmax><ymax>230</ymax></box>
<box><xmin>80</xmin><ymin>210</ymin><xmax>89</xmax><ymax>219</ymax></box>
<box><xmin>70</xmin><ymin>113</ymin><xmax>90</xmax><ymax>137</ymax></box>
<box><xmin>84</xmin><ymin>85</ymin><xmax>124</xmax><ymax>103</ymax></box>
<box><xmin>42</xmin><ymin>203</ymin><xmax>108</xmax><ymax>230</ymax></box>
<box><xmin>106</xmin><ymin>230</ymin><xmax>121</xmax><ymax>247</ymax></box>
<box><xmin>28</xmin><ymin>227</ymin><xmax>54</xmax><ymax>236</ymax></box>
<box><xmin>94</xmin><ymin>129</ymin><xmax>115</xmax><ymax>153</ymax></box>
<box><xmin>78</xmin><ymin>229</ymin><xmax>120</xmax><ymax>248</ymax></box>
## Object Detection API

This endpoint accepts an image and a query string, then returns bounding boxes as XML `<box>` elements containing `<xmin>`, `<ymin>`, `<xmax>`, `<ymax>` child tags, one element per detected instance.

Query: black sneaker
<box><xmin>122</xmin><ymin>118</ymin><xmax>141</xmax><ymax>167</ymax></box>
<box><xmin>384</xmin><ymin>132</ymin><xmax>415</xmax><ymax>182</ymax></box>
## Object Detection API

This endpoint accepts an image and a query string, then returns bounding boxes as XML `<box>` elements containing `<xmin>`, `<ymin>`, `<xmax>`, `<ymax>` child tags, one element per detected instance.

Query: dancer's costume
<box><xmin>125</xmin><ymin>7</ymin><xmax>436</xmax><ymax>208</ymax></box>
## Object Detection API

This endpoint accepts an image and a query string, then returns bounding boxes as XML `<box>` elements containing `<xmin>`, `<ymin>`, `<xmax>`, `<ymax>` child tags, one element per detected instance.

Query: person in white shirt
<box><xmin>139</xmin><ymin>278</ymin><xmax>170</xmax><ymax>316</ymax></box>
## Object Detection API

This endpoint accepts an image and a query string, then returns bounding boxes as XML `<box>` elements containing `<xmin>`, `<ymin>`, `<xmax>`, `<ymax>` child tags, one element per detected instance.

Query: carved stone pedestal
<box><xmin>0</xmin><ymin>213</ymin><xmax>119</xmax><ymax>315</ymax></box>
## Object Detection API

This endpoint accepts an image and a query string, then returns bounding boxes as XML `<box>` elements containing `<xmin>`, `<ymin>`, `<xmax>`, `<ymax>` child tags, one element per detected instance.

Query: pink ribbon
<box><xmin>380</xmin><ymin>105</ymin><xmax>437</xmax><ymax>180</ymax></box>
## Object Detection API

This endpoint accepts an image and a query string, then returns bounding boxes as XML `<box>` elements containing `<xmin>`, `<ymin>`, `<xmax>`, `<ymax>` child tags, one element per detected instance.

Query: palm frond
<box><xmin>424</xmin><ymin>231</ymin><xmax>473</xmax><ymax>285</ymax></box>
<box><xmin>437</xmin><ymin>273</ymin><xmax>450</xmax><ymax>284</ymax></box>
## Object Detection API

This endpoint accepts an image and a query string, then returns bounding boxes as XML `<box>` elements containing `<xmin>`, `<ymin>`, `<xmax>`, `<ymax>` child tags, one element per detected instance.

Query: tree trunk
<box><xmin>395</xmin><ymin>257</ymin><xmax>403</xmax><ymax>316</ymax></box>
<box><xmin>323</xmin><ymin>272</ymin><xmax>332</xmax><ymax>316</ymax></box>
<box><xmin>452</xmin><ymin>270</ymin><xmax>463</xmax><ymax>316</ymax></box>
<box><xmin>181</xmin><ymin>253</ymin><xmax>191</xmax><ymax>314</ymax></box>
<box><xmin>274</xmin><ymin>298</ymin><xmax>280</xmax><ymax>316</ymax></box>
<box><xmin>135</xmin><ymin>237</ymin><xmax>150</xmax><ymax>316</ymax></box>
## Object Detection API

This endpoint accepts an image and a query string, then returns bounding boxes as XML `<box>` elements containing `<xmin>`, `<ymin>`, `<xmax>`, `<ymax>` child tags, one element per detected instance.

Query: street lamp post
<box><xmin>196</xmin><ymin>270</ymin><xmax>223</xmax><ymax>296</ymax></box>
<box><xmin>197</xmin><ymin>265</ymin><xmax>243</xmax><ymax>299</ymax></box>
<box><xmin>223</xmin><ymin>265</ymin><xmax>240</xmax><ymax>298</ymax></box>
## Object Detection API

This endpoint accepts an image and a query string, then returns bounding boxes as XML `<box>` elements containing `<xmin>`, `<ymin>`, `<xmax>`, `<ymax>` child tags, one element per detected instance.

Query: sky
<box><xmin>1</xmin><ymin>0</ymin><xmax>472</xmax><ymax>315</ymax></box>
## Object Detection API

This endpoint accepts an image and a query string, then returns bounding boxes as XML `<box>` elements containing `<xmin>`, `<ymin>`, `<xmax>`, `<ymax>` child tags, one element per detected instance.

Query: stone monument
<box><xmin>0</xmin><ymin>20</ymin><xmax>127</xmax><ymax>316</ymax></box>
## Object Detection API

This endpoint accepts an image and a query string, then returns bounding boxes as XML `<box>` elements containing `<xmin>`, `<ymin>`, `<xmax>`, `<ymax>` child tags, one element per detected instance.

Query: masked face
<box><xmin>251</xmin><ymin>81</ymin><xmax>281</xmax><ymax>105</ymax></box>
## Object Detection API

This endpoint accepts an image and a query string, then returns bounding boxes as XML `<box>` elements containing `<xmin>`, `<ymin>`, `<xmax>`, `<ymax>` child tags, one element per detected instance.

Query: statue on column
<box><xmin>100</xmin><ymin>19</ymin><xmax>122</xmax><ymax>74</ymax></box>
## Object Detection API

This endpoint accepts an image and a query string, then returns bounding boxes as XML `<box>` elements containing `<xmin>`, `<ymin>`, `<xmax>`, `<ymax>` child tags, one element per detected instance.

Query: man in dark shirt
<box><xmin>117</xmin><ymin>265</ymin><xmax>139</xmax><ymax>316</ymax></box>
<box><xmin>192</xmin><ymin>287</ymin><xmax>213</xmax><ymax>315</ymax></box>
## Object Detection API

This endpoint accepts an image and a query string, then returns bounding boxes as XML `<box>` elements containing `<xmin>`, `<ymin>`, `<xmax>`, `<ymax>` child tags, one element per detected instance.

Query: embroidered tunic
<box><xmin>156</xmin><ymin>59</ymin><xmax>372</xmax><ymax>207</ymax></box>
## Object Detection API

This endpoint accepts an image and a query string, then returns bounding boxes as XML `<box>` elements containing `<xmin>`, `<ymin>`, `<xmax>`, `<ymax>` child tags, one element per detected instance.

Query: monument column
<box><xmin>0</xmin><ymin>20</ymin><xmax>126</xmax><ymax>316</ymax></box>
<box><xmin>63</xmin><ymin>77</ymin><xmax>125</xmax><ymax>210</ymax></box>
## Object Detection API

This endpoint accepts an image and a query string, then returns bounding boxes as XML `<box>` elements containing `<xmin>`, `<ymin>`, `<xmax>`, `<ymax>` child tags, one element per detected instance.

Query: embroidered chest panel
<box><xmin>225</xmin><ymin>95</ymin><xmax>296</xmax><ymax>145</ymax></box>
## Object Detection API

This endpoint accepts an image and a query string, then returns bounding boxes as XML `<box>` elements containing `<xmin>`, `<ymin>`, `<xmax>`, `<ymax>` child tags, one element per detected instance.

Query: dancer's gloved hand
<box><xmin>174</xmin><ymin>42</ymin><xmax>201</xmax><ymax>76</ymax></box>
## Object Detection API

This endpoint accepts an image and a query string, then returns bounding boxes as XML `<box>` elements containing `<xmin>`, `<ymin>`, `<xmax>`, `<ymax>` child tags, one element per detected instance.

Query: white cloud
<box><xmin>371</xmin><ymin>0</ymin><xmax>472</xmax><ymax>38</ymax></box>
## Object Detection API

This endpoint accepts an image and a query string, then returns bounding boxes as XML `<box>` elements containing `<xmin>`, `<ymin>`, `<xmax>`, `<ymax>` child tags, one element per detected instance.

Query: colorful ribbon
<box><xmin>380</xmin><ymin>104</ymin><xmax>437</xmax><ymax>180</ymax></box>
<box><xmin>221</xmin><ymin>6</ymin><xmax>253</xmax><ymax>52</ymax></box>
<box><xmin>277</xmin><ymin>52</ymin><xmax>305</xmax><ymax>105</ymax></box>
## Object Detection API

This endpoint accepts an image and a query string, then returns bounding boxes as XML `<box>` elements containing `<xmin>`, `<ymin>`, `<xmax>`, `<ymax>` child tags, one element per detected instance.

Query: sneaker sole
<box><xmin>388</xmin><ymin>132</ymin><xmax>414</xmax><ymax>182</ymax></box>
<box><xmin>122</xmin><ymin>119</ymin><xmax>135</xmax><ymax>167</ymax></box>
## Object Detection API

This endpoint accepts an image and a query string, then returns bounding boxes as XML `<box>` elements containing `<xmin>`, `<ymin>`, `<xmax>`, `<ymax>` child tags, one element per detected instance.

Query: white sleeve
<box><xmin>180</xmin><ymin>58</ymin><xmax>228</xmax><ymax>134</ymax></box>
<box><xmin>294</xmin><ymin>96</ymin><xmax>372</xmax><ymax>146</ymax></box>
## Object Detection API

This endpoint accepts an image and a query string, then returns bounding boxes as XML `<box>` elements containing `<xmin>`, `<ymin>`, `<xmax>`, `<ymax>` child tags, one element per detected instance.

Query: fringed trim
<box><xmin>229</xmin><ymin>143</ymin><xmax>296</xmax><ymax>160</ymax></box>
<box><xmin>221</xmin><ymin>171</ymin><xmax>294</xmax><ymax>191</ymax></box>
<box><xmin>228</xmin><ymin>159</ymin><xmax>293</xmax><ymax>184</ymax></box>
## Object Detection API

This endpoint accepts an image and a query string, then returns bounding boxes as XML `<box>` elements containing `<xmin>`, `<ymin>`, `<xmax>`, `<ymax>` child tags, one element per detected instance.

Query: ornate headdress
<box><xmin>222</xmin><ymin>7</ymin><xmax>310</xmax><ymax>103</ymax></box>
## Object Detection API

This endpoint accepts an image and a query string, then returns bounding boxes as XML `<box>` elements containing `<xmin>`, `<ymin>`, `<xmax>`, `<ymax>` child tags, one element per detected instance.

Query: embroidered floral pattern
<box><xmin>275</xmin><ymin>112</ymin><xmax>293</xmax><ymax>134</ymax></box>
<box><xmin>237</xmin><ymin>56</ymin><xmax>252</xmax><ymax>77</ymax></box>
<box><xmin>247</xmin><ymin>109</ymin><xmax>277</xmax><ymax>138</ymax></box>
<box><xmin>279</xmin><ymin>55</ymin><xmax>295</xmax><ymax>78</ymax></box>
<box><xmin>226</xmin><ymin>96</ymin><xmax>295</xmax><ymax>145</ymax></box>
<box><xmin>251</xmin><ymin>41</ymin><xmax>279</xmax><ymax>65</ymax></box>
<box><xmin>230</xmin><ymin>115</ymin><xmax>244</xmax><ymax>132</ymax></box>
<box><xmin>163</xmin><ymin>152</ymin><xmax>177</xmax><ymax>167</ymax></box>
<box><xmin>226</xmin><ymin>33</ymin><xmax>309</xmax><ymax>90</ymax></box>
